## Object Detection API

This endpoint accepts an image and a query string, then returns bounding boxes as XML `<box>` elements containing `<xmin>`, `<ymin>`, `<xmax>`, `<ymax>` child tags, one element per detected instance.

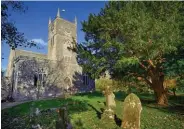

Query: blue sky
<box><xmin>2</xmin><ymin>1</ymin><xmax>107</xmax><ymax>70</ymax></box>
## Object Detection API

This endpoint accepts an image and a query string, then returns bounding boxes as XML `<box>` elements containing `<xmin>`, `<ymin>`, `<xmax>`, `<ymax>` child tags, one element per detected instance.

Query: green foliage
<box><xmin>177</xmin><ymin>78</ymin><xmax>184</xmax><ymax>92</ymax></box>
<box><xmin>77</xmin><ymin>1</ymin><xmax>184</xmax><ymax>91</ymax></box>
<box><xmin>95</xmin><ymin>78</ymin><xmax>113</xmax><ymax>91</ymax></box>
<box><xmin>164</xmin><ymin>44</ymin><xmax>184</xmax><ymax>77</ymax></box>
<box><xmin>95</xmin><ymin>78</ymin><xmax>132</xmax><ymax>93</ymax></box>
<box><xmin>1</xmin><ymin>1</ymin><xmax>36</xmax><ymax>49</ymax></box>
<box><xmin>164</xmin><ymin>44</ymin><xmax>184</xmax><ymax>91</ymax></box>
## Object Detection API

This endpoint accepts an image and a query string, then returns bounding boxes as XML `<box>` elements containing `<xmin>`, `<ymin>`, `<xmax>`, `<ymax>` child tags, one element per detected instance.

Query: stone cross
<box><xmin>108</xmin><ymin>92</ymin><xmax>116</xmax><ymax>109</ymax></box>
<box><xmin>102</xmin><ymin>86</ymin><xmax>116</xmax><ymax>110</ymax></box>
<box><xmin>121</xmin><ymin>93</ymin><xmax>142</xmax><ymax>129</ymax></box>
<box><xmin>101</xmin><ymin>86</ymin><xmax>116</xmax><ymax>120</ymax></box>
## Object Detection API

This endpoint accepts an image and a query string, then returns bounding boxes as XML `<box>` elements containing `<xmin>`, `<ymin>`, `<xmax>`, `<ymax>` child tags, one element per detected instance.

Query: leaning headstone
<box><xmin>121</xmin><ymin>93</ymin><xmax>142</xmax><ymax>129</ymax></box>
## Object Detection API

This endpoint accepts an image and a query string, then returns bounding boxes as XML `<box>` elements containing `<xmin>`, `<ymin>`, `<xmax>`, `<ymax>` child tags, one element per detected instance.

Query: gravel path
<box><xmin>1</xmin><ymin>100</ymin><xmax>32</xmax><ymax>110</ymax></box>
<box><xmin>1</xmin><ymin>98</ymin><xmax>58</xmax><ymax>110</ymax></box>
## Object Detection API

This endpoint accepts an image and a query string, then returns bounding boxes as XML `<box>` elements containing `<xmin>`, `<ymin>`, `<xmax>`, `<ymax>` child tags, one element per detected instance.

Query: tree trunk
<box><xmin>172</xmin><ymin>88</ymin><xmax>176</xmax><ymax>97</ymax></box>
<box><xmin>154</xmin><ymin>90</ymin><xmax>168</xmax><ymax>106</ymax></box>
<box><xmin>151</xmin><ymin>80</ymin><xmax>168</xmax><ymax>106</ymax></box>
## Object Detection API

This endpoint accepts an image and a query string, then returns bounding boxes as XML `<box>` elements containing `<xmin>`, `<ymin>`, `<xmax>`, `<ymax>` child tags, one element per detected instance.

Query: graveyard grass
<box><xmin>2</xmin><ymin>91</ymin><xmax>184</xmax><ymax>129</ymax></box>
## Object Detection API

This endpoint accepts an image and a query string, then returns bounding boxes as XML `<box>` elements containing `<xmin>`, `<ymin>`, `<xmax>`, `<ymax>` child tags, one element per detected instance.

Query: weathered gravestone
<box><xmin>100</xmin><ymin>87</ymin><xmax>117</xmax><ymax>129</ymax></box>
<box><xmin>56</xmin><ymin>107</ymin><xmax>69</xmax><ymax>129</ymax></box>
<box><xmin>108</xmin><ymin>92</ymin><xmax>116</xmax><ymax>109</ymax></box>
<box><xmin>102</xmin><ymin>86</ymin><xmax>116</xmax><ymax>110</ymax></box>
<box><xmin>122</xmin><ymin>93</ymin><xmax>142</xmax><ymax>129</ymax></box>
<box><xmin>101</xmin><ymin>86</ymin><xmax>116</xmax><ymax>120</ymax></box>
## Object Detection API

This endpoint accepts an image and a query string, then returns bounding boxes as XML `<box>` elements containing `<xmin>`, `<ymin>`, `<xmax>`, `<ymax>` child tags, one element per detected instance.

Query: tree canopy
<box><xmin>77</xmin><ymin>1</ymin><xmax>184</xmax><ymax>105</ymax></box>
<box><xmin>1</xmin><ymin>1</ymin><xmax>36</xmax><ymax>49</ymax></box>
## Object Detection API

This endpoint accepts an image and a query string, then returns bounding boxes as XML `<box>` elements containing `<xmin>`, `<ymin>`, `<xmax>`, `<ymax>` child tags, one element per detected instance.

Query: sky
<box><xmin>1</xmin><ymin>1</ymin><xmax>107</xmax><ymax>70</ymax></box>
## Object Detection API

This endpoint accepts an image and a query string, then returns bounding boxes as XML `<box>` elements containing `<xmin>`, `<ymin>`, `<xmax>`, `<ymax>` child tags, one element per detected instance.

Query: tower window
<box><xmin>51</xmin><ymin>37</ymin><xmax>54</xmax><ymax>46</ymax></box>
<box><xmin>83</xmin><ymin>74</ymin><xmax>89</xmax><ymax>86</ymax></box>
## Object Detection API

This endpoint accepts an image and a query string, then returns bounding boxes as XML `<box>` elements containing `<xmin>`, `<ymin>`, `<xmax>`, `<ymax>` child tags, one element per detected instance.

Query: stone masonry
<box><xmin>5</xmin><ymin>9</ymin><xmax>95</xmax><ymax>101</ymax></box>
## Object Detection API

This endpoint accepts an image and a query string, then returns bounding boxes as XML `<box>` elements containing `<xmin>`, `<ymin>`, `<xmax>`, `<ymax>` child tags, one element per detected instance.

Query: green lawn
<box><xmin>1</xmin><ymin>92</ymin><xmax>184</xmax><ymax>129</ymax></box>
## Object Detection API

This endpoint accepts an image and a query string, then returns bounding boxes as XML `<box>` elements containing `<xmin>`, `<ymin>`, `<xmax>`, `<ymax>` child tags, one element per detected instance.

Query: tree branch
<box><xmin>128</xmin><ymin>72</ymin><xmax>153</xmax><ymax>86</ymax></box>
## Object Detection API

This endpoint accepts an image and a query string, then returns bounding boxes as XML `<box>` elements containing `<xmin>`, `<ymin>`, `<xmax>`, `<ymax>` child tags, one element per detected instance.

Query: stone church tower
<box><xmin>5</xmin><ymin>8</ymin><xmax>95</xmax><ymax>101</ymax></box>
<box><xmin>48</xmin><ymin>8</ymin><xmax>77</xmax><ymax>64</ymax></box>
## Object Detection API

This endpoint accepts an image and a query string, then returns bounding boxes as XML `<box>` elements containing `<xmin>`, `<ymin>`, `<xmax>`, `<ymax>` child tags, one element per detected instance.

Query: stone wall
<box><xmin>12</xmin><ymin>56</ymin><xmax>95</xmax><ymax>101</ymax></box>
<box><xmin>6</xmin><ymin>49</ymin><xmax>47</xmax><ymax>77</ymax></box>
<box><xmin>1</xmin><ymin>77</ymin><xmax>11</xmax><ymax>100</ymax></box>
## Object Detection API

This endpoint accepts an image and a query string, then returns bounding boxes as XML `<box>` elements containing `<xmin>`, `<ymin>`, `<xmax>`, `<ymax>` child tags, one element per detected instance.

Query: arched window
<box><xmin>34</xmin><ymin>74</ymin><xmax>38</xmax><ymax>86</ymax></box>
<box><xmin>83</xmin><ymin>74</ymin><xmax>89</xmax><ymax>86</ymax></box>
<box><xmin>43</xmin><ymin>74</ymin><xmax>46</xmax><ymax>86</ymax></box>
<box><xmin>34</xmin><ymin>70</ymin><xmax>47</xmax><ymax>87</ymax></box>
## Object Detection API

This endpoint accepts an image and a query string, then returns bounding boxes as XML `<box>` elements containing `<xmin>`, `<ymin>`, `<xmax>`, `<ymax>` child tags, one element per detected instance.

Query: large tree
<box><xmin>1</xmin><ymin>1</ymin><xmax>36</xmax><ymax>49</ymax></box>
<box><xmin>77</xmin><ymin>1</ymin><xmax>184</xmax><ymax>105</ymax></box>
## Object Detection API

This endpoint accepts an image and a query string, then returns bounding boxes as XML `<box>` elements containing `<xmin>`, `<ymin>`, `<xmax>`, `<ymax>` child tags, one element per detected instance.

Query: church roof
<box><xmin>13</xmin><ymin>49</ymin><xmax>47</xmax><ymax>60</ymax></box>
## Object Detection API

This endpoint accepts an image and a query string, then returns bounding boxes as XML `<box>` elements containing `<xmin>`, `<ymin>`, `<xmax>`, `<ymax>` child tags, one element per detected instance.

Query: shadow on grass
<box><xmin>75</xmin><ymin>91</ymin><xmax>103</xmax><ymax>98</ymax></box>
<box><xmin>114</xmin><ymin>114</ymin><xmax>122</xmax><ymax>127</ymax></box>
<box><xmin>88</xmin><ymin>104</ymin><xmax>122</xmax><ymax>127</ymax></box>
<box><xmin>88</xmin><ymin>104</ymin><xmax>102</xmax><ymax>119</ymax></box>
<box><xmin>145</xmin><ymin>95</ymin><xmax>184</xmax><ymax>115</ymax></box>
<box><xmin>114</xmin><ymin>91</ymin><xmax>184</xmax><ymax>115</ymax></box>
<box><xmin>115</xmin><ymin>91</ymin><xmax>156</xmax><ymax>104</ymax></box>
<box><xmin>139</xmin><ymin>94</ymin><xmax>184</xmax><ymax>115</ymax></box>
<box><xmin>169</xmin><ymin>95</ymin><xmax>184</xmax><ymax>105</ymax></box>
<box><xmin>140</xmin><ymin>99</ymin><xmax>156</xmax><ymax>105</ymax></box>
<box><xmin>168</xmin><ymin>105</ymin><xmax>184</xmax><ymax>115</ymax></box>
<box><xmin>145</xmin><ymin>104</ymin><xmax>184</xmax><ymax>116</ymax></box>
<box><xmin>1</xmin><ymin>98</ymin><xmax>90</xmax><ymax>129</ymax></box>
<box><xmin>1</xmin><ymin>98</ymin><xmax>89</xmax><ymax>117</ymax></box>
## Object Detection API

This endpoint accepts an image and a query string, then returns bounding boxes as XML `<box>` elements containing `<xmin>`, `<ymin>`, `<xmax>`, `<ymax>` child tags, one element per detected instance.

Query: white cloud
<box><xmin>31</xmin><ymin>38</ymin><xmax>47</xmax><ymax>46</ymax></box>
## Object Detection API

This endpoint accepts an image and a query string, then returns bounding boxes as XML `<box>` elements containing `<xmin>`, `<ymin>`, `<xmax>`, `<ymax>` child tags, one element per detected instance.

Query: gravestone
<box><xmin>100</xmin><ymin>88</ymin><xmax>117</xmax><ymax>128</ymax></box>
<box><xmin>56</xmin><ymin>106</ymin><xmax>73</xmax><ymax>129</ymax></box>
<box><xmin>35</xmin><ymin>108</ymin><xmax>40</xmax><ymax>116</ymax></box>
<box><xmin>102</xmin><ymin>86</ymin><xmax>116</xmax><ymax>110</ymax></box>
<box><xmin>56</xmin><ymin>107</ymin><xmax>68</xmax><ymax>129</ymax></box>
<box><xmin>108</xmin><ymin>92</ymin><xmax>116</xmax><ymax>109</ymax></box>
<box><xmin>121</xmin><ymin>93</ymin><xmax>142</xmax><ymax>129</ymax></box>
<box><xmin>101</xmin><ymin>86</ymin><xmax>116</xmax><ymax>120</ymax></box>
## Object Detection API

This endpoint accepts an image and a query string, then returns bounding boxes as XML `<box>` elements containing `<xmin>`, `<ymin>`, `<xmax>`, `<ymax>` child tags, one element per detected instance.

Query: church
<box><xmin>5</xmin><ymin>9</ymin><xmax>95</xmax><ymax>101</ymax></box>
